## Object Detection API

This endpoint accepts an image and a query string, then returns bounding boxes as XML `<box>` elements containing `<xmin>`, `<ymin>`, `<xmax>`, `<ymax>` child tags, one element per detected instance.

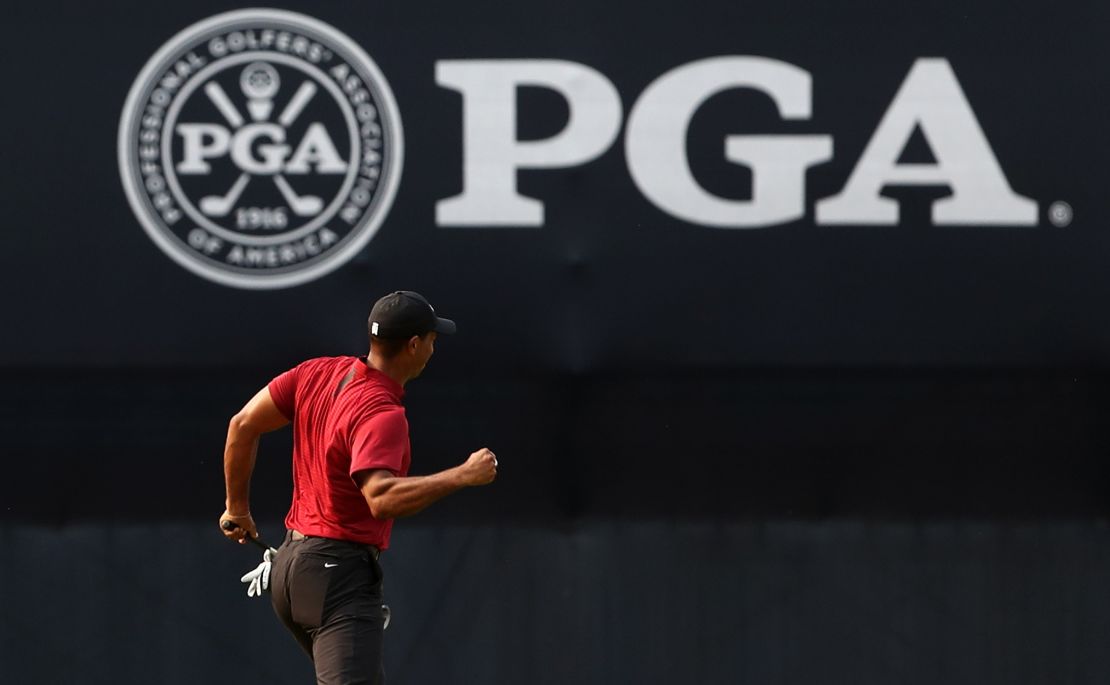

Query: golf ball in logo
<box><xmin>242</xmin><ymin>62</ymin><xmax>280</xmax><ymax>99</ymax></box>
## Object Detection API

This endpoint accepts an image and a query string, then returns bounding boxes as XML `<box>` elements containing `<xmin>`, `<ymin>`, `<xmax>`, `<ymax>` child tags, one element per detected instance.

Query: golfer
<box><xmin>219</xmin><ymin>290</ymin><xmax>498</xmax><ymax>684</ymax></box>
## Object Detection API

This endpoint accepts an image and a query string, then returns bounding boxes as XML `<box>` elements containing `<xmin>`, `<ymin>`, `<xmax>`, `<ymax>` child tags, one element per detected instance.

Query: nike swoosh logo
<box><xmin>324</xmin><ymin>563</ymin><xmax>339</xmax><ymax>568</ymax></box>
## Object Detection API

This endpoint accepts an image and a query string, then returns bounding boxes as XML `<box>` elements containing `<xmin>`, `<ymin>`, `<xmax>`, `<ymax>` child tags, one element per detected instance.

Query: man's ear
<box><xmin>407</xmin><ymin>335</ymin><xmax>421</xmax><ymax>353</ymax></box>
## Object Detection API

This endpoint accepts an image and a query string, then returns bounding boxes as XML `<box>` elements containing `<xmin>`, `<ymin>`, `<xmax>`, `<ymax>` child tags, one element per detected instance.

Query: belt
<box><xmin>290</xmin><ymin>529</ymin><xmax>381</xmax><ymax>560</ymax></box>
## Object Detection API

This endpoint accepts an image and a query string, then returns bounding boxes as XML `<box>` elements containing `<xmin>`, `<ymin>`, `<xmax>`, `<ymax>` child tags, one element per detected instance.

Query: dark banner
<box><xmin>2</xmin><ymin>0</ymin><xmax>1106</xmax><ymax>370</ymax></box>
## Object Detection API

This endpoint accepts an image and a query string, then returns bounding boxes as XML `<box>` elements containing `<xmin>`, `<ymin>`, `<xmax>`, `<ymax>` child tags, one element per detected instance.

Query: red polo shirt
<box><xmin>268</xmin><ymin>356</ymin><xmax>410</xmax><ymax>549</ymax></box>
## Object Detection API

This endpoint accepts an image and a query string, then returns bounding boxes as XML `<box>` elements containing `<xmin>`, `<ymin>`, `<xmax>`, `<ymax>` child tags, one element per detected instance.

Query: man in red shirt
<box><xmin>219</xmin><ymin>291</ymin><xmax>497</xmax><ymax>684</ymax></box>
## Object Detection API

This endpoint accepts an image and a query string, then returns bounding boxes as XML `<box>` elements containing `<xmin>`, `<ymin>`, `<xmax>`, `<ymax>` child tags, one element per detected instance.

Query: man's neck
<box><xmin>366</xmin><ymin>352</ymin><xmax>409</xmax><ymax>388</ymax></box>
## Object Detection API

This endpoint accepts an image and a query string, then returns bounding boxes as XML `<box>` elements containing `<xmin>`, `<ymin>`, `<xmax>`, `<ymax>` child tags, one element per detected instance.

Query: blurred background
<box><xmin>3</xmin><ymin>1</ymin><xmax>1110</xmax><ymax>683</ymax></box>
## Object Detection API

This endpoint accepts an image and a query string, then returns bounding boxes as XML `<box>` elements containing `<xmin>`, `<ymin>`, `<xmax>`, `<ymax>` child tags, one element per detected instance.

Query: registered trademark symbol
<box><xmin>1048</xmin><ymin>201</ymin><xmax>1073</xmax><ymax>227</ymax></box>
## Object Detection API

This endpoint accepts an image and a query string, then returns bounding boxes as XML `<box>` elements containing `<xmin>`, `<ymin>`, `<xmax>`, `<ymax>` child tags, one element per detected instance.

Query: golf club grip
<box><xmin>221</xmin><ymin>520</ymin><xmax>270</xmax><ymax>550</ymax></box>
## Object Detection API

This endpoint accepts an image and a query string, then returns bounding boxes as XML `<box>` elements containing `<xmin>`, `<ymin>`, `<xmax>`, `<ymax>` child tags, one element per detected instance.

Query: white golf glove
<box><xmin>240</xmin><ymin>547</ymin><xmax>278</xmax><ymax>597</ymax></box>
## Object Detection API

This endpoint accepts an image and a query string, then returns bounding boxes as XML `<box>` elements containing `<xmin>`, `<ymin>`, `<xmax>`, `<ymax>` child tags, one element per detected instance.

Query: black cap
<box><xmin>369</xmin><ymin>291</ymin><xmax>456</xmax><ymax>339</ymax></box>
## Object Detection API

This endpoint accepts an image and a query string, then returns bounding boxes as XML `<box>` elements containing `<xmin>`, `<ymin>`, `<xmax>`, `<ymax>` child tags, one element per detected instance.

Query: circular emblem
<box><xmin>118</xmin><ymin>10</ymin><xmax>403</xmax><ymax>289</ymax></box>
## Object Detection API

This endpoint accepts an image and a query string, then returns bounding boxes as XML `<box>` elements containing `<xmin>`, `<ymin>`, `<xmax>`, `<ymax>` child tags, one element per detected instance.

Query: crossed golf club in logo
<box><xmin>198</xmin><ymin>62</ymin><xmax>324</xmax><ymax>218</ymax></box>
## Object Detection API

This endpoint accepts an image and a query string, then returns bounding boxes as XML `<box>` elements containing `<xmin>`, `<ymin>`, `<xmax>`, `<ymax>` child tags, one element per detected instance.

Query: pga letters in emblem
<box><xmin>118</xmin><ymin>9</ymin><xmax>403</xmax><ymax>289</ymax></box>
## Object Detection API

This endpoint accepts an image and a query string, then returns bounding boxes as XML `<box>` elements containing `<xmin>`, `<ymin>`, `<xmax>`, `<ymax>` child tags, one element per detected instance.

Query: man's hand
<box><xmin>219</xmin><ymin>510</ymin><xmax>259</xmax><ymax>544</ymax></box>
<box><xmin>459</xmin><ymin>448</ymin><xmax>498</xmax><ymax>486</ymax></box>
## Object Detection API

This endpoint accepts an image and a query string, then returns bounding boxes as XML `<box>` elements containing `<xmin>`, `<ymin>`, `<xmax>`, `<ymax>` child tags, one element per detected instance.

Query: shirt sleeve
<box><xmin>349</xmin><ymin>408</ymin><xmax>409</xmax><ymax>478</ymax></box>
<box><xmin>267</xmin><ymin>364</ymin><xmax>301</xmax><ymax>421</ymax></box>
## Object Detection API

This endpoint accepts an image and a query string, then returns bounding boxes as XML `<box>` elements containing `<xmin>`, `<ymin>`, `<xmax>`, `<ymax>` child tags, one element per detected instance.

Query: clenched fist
<box><xmin>220</xmin><ymin>510</ymin><xmax>259</xmax><ymax>544</ymax></box>
<box><xmin>460</xmin><ymin>448</ymin><xmax>498</xmax><ymax>486</ymax></box>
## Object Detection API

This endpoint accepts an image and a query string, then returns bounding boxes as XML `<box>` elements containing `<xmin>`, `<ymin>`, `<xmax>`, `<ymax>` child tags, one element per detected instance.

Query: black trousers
<box><xmin>270</xmin><ymin>530</ymin><xmax>388</xmax><ymax>685</ymax></box>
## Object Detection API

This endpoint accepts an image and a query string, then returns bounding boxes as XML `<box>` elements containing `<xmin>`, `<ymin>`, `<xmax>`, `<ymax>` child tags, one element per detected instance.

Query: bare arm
<box><xmin>220</xmin><ymin>386</ymin><xmax>290</xmax><ymax>543</ymax></box>
<box><xmin>357</xmin><ymin>448</ymin><xmax>498</xmax><ymax>520</ymax></box>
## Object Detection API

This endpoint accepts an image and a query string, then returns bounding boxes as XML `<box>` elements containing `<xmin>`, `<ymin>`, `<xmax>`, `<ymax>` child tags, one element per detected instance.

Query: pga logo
<box><xmin>121</xmin><ymin>10</ymin><xmax>1042</xmax><ymax>290</ymax></box>
<box><xmin>437</xmin><ymin>57</ymin><xmax>1038</xmax><ymax>228</ymax></box>
<box><xmin>118</xmin><ymin>9</ymin><xmax>402</xmax><ymax>289</ymax></box>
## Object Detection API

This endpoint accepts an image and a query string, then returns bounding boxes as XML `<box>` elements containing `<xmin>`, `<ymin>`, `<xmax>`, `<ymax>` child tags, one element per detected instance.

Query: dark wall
<box><xmin>4</xmin><ymin>368</ymin><xmax>1110</xmax><ymax>522</ymax></box>
<box><xmin>5</xmin><ymin>522</ymin><xmax>1110</xmax><ymax>685</ymax></box>
<box><xmin>3</xmin><ymin>0</ymin><xmax>1109</xmax><ymax>683</ymax></box>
